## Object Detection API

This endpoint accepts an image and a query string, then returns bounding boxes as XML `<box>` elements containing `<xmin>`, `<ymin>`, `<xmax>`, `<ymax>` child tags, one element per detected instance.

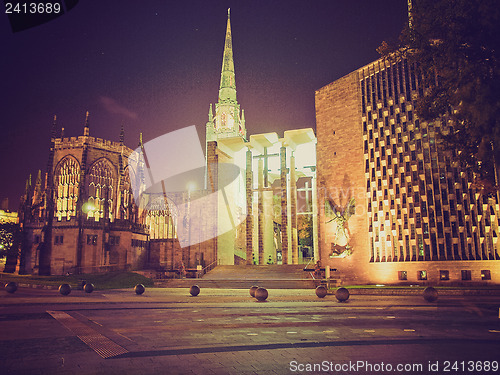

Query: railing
<box><xmin>157</xmin><ymin>260</ymin><xmax>218</xmax><ymax>280</ymax></box>
<box><xmin>304</xmin><ymin>261</ymin><xmax>329</xmax><ymax>288</ymax></box>
<box><xmin>304</xmin><ymin>258</ymin><xmax>314</xmax><ymax>271</ymax></box>
<box><xmin>200</xmin><ymin>260</ymin><xmax>217</xmax><ymax>277</ymax></box>
<box><xmin>309</xmin><ymin>270</ymin><xmax>330</xmax><ymax>289</ymax></box>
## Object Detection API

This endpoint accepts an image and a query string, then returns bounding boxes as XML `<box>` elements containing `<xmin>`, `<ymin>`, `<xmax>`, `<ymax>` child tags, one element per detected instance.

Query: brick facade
<box><xmin>316</xmin><ymin>71</ymin><xmax>370</xmax><ymax>283</ymax></box>
<box><xmin>316</xmin><ymin>58</ymin><xmax>500</xmax><ymax>285</ymax></box>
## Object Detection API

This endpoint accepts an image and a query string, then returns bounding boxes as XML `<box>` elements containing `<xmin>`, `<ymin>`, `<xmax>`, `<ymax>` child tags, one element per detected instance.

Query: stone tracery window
<box><xmin>119</xmin><ymin>167</ymin><xmax>133</xmax><ymax>220</ymax></box>
<box><xmin>144</xmin><ymin>195</ymin><xmax>177</xmax><ymax>239</ymax></box>
<box><xmin>87</xmin><ymin>158</ymin><xmax>115</xmax><ymax>221</ymax></box>
<box><xmin>55</xmin><ymin>156</ymin><xmax>80</xmax><ymax>221</ymax></box>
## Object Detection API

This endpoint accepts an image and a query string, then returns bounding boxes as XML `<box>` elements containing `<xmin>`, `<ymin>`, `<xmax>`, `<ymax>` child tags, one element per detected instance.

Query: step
<box><xmin>202</xmin><ymin>265</ymin><xmax>312</xmax><ymax>281</ymax></box>
<box><xmin>155</xmin><ymin>278</ymin><xmax>316</xmax><ymax>289</ymax></box>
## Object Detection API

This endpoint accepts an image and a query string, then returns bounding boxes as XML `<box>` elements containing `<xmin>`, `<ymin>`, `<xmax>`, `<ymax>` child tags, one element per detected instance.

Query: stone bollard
<box><xmin>5</xmin><ymin>282</ymin><xmax>18</xmax><ymax>294</ymax></box>
<box><xmin>59</xmin><ymin>284</ymin><xmax>71</xmax><ymax>296</ymax></box>
<box><xmin>255</xmin><ymin>287</ymin><xmax>268</xmax><ymax>302</ymax></box>
<box><xmin>249</xmin><ymin>286</ymin><xmax>259</xmax><ymax>297</ymax></box>
<box><xmin>423</xmin><ymin>286</ymin><xmax>438</xmax><ymax>302</ymax></box>
<box><xmin>335</xmin><ymin>287</ymin><xmax>349</xmax><ymax>302</ymax></box>
<box><xmin>315</xmin><ymin>285</ymin><xmax>328</xmax><ymax>298</ymax></box>
<box><xmin>190</xmin><ymin>285</ymin><xmax>200</xmax><ymax>296</ymax></box>
<box><xmin>83</xmin><ymin>283</ymin><xmax>94</xmax><ymax>293</ymax></box>
<box><xmin>134</xmin><ymin>284</ymin><xmax>145</xmax><ymax>295</ymax></box>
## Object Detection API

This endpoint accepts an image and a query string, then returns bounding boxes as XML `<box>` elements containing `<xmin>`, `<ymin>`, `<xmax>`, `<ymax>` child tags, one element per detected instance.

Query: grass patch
<box><xmin>0</xmin><ymin>271</ymin><xmax>154</xmax><ymax>290</ymax></box>
<box><xmin>341</xmin><ymin>285</ymin><xmax>425</xmax><ymax>289</ymax></box>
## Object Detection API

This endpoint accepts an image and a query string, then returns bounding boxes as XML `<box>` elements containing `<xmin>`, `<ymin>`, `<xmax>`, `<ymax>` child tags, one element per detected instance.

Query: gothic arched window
<box><xmin>87</xmin><ymin>158</ymin><xmax>116</xmax><ymax>221</ymax></box>
<box><xmin>54</xmin><ymin>156</ymin><xmax>80</xmax><ymax>221</ymax></box>
<box><xmin>118</xmin><ymin>167</ymin><xmax>133</xmax><ymax>220</ymax></box>
<box><xmin>144</xmin><ymin>195</ymin><xmax>177</xmax><ymax>239</ymax></box>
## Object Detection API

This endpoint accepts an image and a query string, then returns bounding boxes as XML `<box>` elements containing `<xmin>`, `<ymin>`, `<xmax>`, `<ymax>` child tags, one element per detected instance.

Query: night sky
<box><xmin>0</xmin><ymin>0</ymin><xmax>408</xmax><ymax>211</ymax></box>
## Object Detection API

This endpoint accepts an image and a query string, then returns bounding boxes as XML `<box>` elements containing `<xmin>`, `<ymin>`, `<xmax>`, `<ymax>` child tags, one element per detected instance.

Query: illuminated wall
<box><xmin>21</xmin><ymin>132</ymin><xmax>151</xmax><ymax>275</ymax></box>
<box><xmin>316</xmin><ymin>57</ymin><xmax>500</xmax><ymax>285</ymax></box>
<box><xmin>0</xmin><ymin>210</ymin><xmax>19</xmax><ymax>224</ymax></box>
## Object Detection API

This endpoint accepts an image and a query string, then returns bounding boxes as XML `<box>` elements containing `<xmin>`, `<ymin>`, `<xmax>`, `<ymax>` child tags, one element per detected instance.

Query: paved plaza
<box><xmin>1</xmin><ymin>286</ymin><xmax>499</xmax><ymax>374</ymax></box>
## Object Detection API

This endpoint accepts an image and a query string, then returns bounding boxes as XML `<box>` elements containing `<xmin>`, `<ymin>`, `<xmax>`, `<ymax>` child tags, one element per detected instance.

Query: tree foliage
<box><xmin>297</xmin><ymin>214</ymin><xmax>313</xmax><ymax>247</ymax></box>
<box><xmin>378</xmin><ymin>0</ymin><xmax>500</xmax><ymax>193</ymax></box>
<box><xmin>0</xmin><ymin>223</ymin><xmax>20</xmax><ymax>259</ymax></box>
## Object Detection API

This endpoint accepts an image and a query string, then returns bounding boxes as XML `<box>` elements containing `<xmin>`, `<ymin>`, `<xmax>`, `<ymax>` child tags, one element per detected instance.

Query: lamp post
<box><xmin>187</xmin><ymin>182</ymin><xmax>196</xmax><ymax>269</ymax></box>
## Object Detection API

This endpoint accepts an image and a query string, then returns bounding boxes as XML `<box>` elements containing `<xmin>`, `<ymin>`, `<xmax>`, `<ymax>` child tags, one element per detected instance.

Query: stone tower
<box><xmin>205</xmin><ymin>10</ymin><xmax>318</xmax><ymax>266</ymax></box>
<box><xmin>205</xmin><ymin>9</ymin><xmax>248</xmax><ymax>265</ymax></box>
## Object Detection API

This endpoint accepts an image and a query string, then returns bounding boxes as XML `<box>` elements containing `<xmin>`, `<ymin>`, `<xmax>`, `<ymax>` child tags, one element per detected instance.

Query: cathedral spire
<box><xmin>118</xmin><ymin>125</ymin><xmax>125</xmax><ymax>176</ymax></box>
<box><xmin>119</xmin><ymin>124</ymin><xmax>124</xmax><ymax>145</ymax></box>
<box><xmin>208</xmin><ymin>9</ymin><xmax>246</xmax><ymax>141</ymax></box>
<box><xmin>218</xmin><ymin>8</ymin><xmax>236</xmax><ymax>104</ymax></box>
<box><xmin>27</xmin><ymin>174</ymin><xmax>32</xmax><ymax>193</ymax></box>
<box><xmin>51</xmin><ymin>115</ymin><xmax>57</xmax><ymax>140</ymax></box>
<box><xmin>83</xmin><ymin>111</ymin><xmax>90</xmax><ymax>136</ymax></box>
<box><xmin>32</xmin><ymin>170</ymin><xmax>42</xmax><ymax>206</ymax></box>
<box><xmin>138</xmin><ymin>132</ymin><xmax>146</xmax><ymax>185</ymax></box>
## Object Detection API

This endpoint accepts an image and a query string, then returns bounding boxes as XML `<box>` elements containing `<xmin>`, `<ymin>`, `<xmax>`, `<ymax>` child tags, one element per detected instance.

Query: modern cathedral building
<box><xmin>316</xmin><ymin>57</ymin><xmax>500</xmax><ymax>285</ymax></box>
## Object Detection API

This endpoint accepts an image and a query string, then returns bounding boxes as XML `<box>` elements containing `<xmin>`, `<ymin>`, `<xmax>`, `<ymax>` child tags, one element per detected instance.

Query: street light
<box><xmin>82</xmin><ymin>201</ymin><xmax>96</xmax><ymax>214</ymax></box>
<box><xmin>187</xmin><ymin>182</ymin><xmax>196</xmax><ymax>193</ymax></box>
<box><xmin>82</xmin><ymin>201</ymin><xmax>99</xmax><ymax>223</ymax></box>
<box><xmin>186</xmin><ymin>182</ymin><xmax>196</xmax><ymax>273</ymax></box>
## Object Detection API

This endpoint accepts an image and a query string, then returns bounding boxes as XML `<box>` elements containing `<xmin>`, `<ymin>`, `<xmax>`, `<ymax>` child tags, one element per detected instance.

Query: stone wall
<box><xmin>316</xmin><ymin>61</ymin><xmax>500</xmax><ymax>285</ymax></box>
<box><xmin>316</xmin><ymin>71</ymin><xmax>371</xmax><ymax>283</ymax></box>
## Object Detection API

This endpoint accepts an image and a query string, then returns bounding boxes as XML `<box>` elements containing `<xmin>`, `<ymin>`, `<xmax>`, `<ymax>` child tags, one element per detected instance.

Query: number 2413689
<box><xmin>5</xmin><ymin>2</ymin><xmax>61</xmax><ymax>14</ymax></box>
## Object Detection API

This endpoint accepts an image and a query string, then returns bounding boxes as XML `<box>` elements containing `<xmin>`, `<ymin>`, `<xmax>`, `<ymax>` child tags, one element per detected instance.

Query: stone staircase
<box><xmin>155</xmin><ymin>265</ymin><xmax>317</xmax><ymax>289</ymax></box>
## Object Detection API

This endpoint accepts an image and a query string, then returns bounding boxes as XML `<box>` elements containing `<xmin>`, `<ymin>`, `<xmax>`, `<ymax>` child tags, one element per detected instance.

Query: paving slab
<box><xmin>1</xmin><ymin>286</ymin><xmax>499</xmax><ymax>374</ymax></box>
